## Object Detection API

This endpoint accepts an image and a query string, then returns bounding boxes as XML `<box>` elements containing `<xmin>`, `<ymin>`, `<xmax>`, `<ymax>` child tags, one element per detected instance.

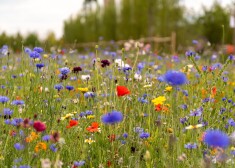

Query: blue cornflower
<box><xmin>185</xmin><ymin>50</ymin><xmax>195</xmax><ymax>57</ymax></box>
<box><xmin>14</xmin><ymin>157</ymin><xmax>23</xmax><ymax>163</ymax></box>
<box><xmin>36</xmin><ymin>63</ymin><xmax>45</xmax><ymax>69</ymax></box>
<box><xmin>42</xmin><ymin>135</ymin><xmax>51</xmax><ymax>141</ymax></box>
<box><xmin>101</xmin><ymin>110</ymin><xmax>123</xmax><ymax>124</ymax></box>
<box><xmin>84</xmin><ymin>92</ymin><xmax>95</xmax><ymax>98</ymax></box>
<box><xmin>33</xmin><ymin>47</ymin><xmax>43</xmax><ymax>53</ymax></box>
<box><xmin>0</xmin><ymin>45</ymin><xmax>8</xmax><ymax>56</ymax></box>
<box><xmin>79</xmin><ymin>112</ymin><xmax>86</xmax><ymax>118</ymax></box>
<box><xmin>65</xmin><ymin>85</ymin><xmax>74</xmax><ymax>91</ymax></box>
<box><xmin>182</xmin><ymin>90</ymin><xmax>188</xmax><ymax>96</ymax></box>
<box><xmin>134</xmin><ymin>127</ymin><xmax>144</xmax><ymax>133</ymax></box>
<box><xmin>228</xmin><ymin>55</ymin><xmax>235</xmax><ymax>61</ymax></box>
<box><xmin>19</xmin><ymin>165</ymin><xmax>31</xmax><ymax>168</ymax></box>
<box><xmin>11</xmin><ymin>118</ymin><xmax>23</xmax><ymax>126</ymax></box>
<box><xmin>137</xmin><ymin>62</ymin><xmax>145</xmax><ymax>71</ymax></box>
<box><xmin>189</xmin><ymin>107</ymin><xmax>203</xmax><ymax>116</ymax></box>
<box><xmin>54</xmin><ymin>84</ymin><xmax>63</xmax><ymax>91</ymax></box>
<box><xmin>24</xmin><ymin>47</ymin><xmax>31</xmax><ymax>54</ymax></box>
<box><xmin>0</xmin><ymin>96</ymin><xmax>9</xmax><ymax>103</ymax></box>
<box><xmin>11</xmin><ymin>100</ymin><xmax>25</xmax><ymax>105</ymax></box>
<box><xmin>29</xmin><ymin>51</ymin><xmax>41</xmax><ymax>59</ymax></box>
<box><xmin>14</xmin><ymin>143</ymin><xmax>25</xmax><ymax>150</ymax></box>
<box><xmin>184</xmin><ymin>143</ymin><xmax>197</xmax><ymax>149</ymax></box>
<box><xmin>59</xmin><ymin>67</ymin><xmax>70</xmax><ymax>75</ymax></box>
<box><xmin>202</xmin><ymin>66</ymin><xmax>207</xmax><ymax>71</ymax></box>
<box><xmin>85</xmin><ymin>110</ymin><xmax>93</xmax><ymax>115</ymax></box>
<box><xmin>3</xmin><ymin>108</ymin><xmax>13</xmax><ymax>116</ymax></box>
<box><xmin>50</xmin><ymin>144</ymin><xmax>58</xmax><ymax>152</ymax></box>
<box><xmin>139</xmin><ymin>132</ymin><xmax>150</xmax><ymax>139</ymax></box>
<box><xmin>228</xmin><ymin>119</ymin><xmax>235</xmax><ymax>127</ymax></box>
<box><xmin>74</xmin><ymin>161</ymin><xmax>85</xmax><ymax>167</ymax></box>
<box><xmin>123</xmin><ymin>133</ymin><xmax>128</xmax><ymax>138</ymax></box>
<box><xmin>203</xmin><ymin>129</ymin><xmax>230</xmax><ymax>148</ymax></box>
<box><xmin>180</xmin><ymin>104</ymin><xmax>187</xmax><ymax>110</ymax></box>
<box><xmin>180</xmin><ymin>117</ymin><xmax>188</xmax><ymax>124</ymax></box>
<box><xmin>163</xmin><ymin>70</ymin><xmax>187</xmax><ymax>86</ymax></box>
<box><xmin>192</xmin><ymin>40</ymin><xmax>198</xmax><ymax>44</ymax></box>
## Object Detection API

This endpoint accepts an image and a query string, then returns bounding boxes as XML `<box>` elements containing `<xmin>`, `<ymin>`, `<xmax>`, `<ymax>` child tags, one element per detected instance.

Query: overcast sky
<box><xmin>0</xmin><ymin>0</ymin><xmax>232</xmax><ymax>39</ymax></box>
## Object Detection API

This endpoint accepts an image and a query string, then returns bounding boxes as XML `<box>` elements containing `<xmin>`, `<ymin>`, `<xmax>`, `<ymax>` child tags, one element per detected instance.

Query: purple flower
<box><xmin>50</xmin><ymin>144</ymin><xmax>58</xmax><ymax>152</ymax></box>
<box><xmin>189</xmin><ymin>107</ymin><xmax>203</xmax><ymax>116</ymax></box>
<box><xmin>14</xmin><ymin>143</ymin><xmax>25</xmax><ymax>150</ymax></box>
<box><xmin>163</xmin><ymin>70</ymin><xmax>187</xmax><ymax>86</ymax></box>
<box><xmin>29</xmin><ymin>51</ymin><xmax>41</xmax><ymax>59</ymax></box>
<box><xmin>0</xmin><ymin>96</ymin><xmax>9</xmax><ymax>103</ymax></box>
<box><xmin>139</xmin><ymin>132</ymin><xmax>150</xmax><ymax>139</ymax></box>
<box><xmin>3</xmin><ymin>108</ymin><xmax>13</xmax><ymax>116</ymax></box>
<box><xmin>42</xmin><ymin>135</ymin><xmax>51</xmax><ymax>141</ymax></box>
<box><xmin>184</xmin><ymin>143</ymin><xmax>197</xmax><ymax>149</ymax></box>
<box><xmin>11</xmin><ymin>100</ymin><xmax>25</xmax><ymax>105</ymax></box>
<box><xmin>185</xmin><ymin>50</ymin><xmax>195</xmax><ymax>57</ymax></box>
<box><xmin>203</xmin><ymin>129</ymin><xmax>229</xmax><ymax>148</ymax></box>
<box><xmin>101</xmin><ymin>110</ymin><xmax>123</xmax><ymax>124</ymax></box>
<box><xmin>228</xmin><ymin>119</ymin><xmax>235</xmax><ymax>127</ymax></box>
<box><xmin>74</xmin><ymin>161</ymin><xmax>85</xmax><ymax>167</ymax></box>
<box><xmin>33</xmin><ymin>47</ymin><xmax>43</xmax><ymax>53</ymax></box>
<box><xmin>65</xmin><ymin>85</ymin><xmax>74</xmax><ymax>91</ymax></box>
<box><xmin>59</xmin><ymin>67</ymin><xmax>70</xmax><ymax>75</ymax></box>
<box><xmin>54</xmin><ymin>84</ymin><xmax>63</xmax><ymax>91</ymax></box>
<box><xmin>36</xmin><ymin>63</ymin><xmax>45</xmax><ymax>69</ymax></box>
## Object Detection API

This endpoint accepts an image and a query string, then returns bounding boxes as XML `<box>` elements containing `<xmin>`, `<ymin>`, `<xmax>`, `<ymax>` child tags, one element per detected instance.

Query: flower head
<box><xmin>0</xmin><ymin>96</ymin><xmax>9</xmax><ymax>103</ymax></box>
<box><xmin>116</xmin><ymin>86</ymin><xmax>130</xmax><ymax>97</ymax></box>
<box><xmin>163</xmin><ymin>70</ymin><xmax>187</xmax><ymax>86</ymax></box>
<box><xmin>203</xmin><ymin>129</ymin><xmax>230</xmax><ymax>148</ymax></box>
<box><xmin>33</xmin><ymin>121</ymin><xmax>46</xmax><ymax>132</ymax></box>
<box><xmin>59</xmin><ymin>67</ymin><xmax>70</xmax><ymax>75</ymax></box>
<box><xmin>66</xmin><ymin>120</ymin><xmax>78</xmax><ymax>128</ymax></box>
<box><xmin>101</xmin><ymin>110</ymin><xmax>123</xmax><ymax>124</ymax></box>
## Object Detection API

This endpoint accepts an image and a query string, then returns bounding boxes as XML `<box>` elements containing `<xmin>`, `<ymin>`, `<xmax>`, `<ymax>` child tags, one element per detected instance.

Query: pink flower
<box><xmin>33</xmin><ymin>121</ymin><xmax>46</xmax><ymax>132</ymax></box>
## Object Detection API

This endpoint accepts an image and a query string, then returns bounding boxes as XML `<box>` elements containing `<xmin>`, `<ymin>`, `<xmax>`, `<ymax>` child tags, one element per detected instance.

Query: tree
<box><xmin>196</xmin><ymin>2</ymin><xmax>232</xmax><ymax>45</ymax></box>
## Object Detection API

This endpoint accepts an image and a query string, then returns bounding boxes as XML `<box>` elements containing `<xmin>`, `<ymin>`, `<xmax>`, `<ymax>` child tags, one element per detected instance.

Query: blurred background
<box><xmin>0</xmin><ymin>0</ymin><xmax>234</xmax><ymax>53</ymax></box>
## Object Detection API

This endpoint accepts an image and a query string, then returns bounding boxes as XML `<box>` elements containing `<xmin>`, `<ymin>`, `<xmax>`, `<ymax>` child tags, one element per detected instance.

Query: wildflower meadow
<box><xmin>0</xmin><ymin>43</ymin><xmax>235</xmax><ymax>168</ymax></box>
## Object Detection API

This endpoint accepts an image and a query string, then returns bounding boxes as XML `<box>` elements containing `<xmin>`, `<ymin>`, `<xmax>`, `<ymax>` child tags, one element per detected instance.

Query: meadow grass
<box><xmin>0</xmin><ymin>45</ymin><xmax>235</xmax><ymax>168</ymax></box>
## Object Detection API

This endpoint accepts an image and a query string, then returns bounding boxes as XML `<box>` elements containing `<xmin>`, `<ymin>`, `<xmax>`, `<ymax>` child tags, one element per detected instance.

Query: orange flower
<box><xmin>25</xmin><ymin>132</ymin><xmax>38</xmax><ymax>143</ymax></box>
<box><xmin>116</xmin><ymin>86</ymin><xmax>130</xmax><ymax>97</ymax></box>
<box><xmin>211</xmin><ymin>86</ymin><xmax>216</xmax><ymax>96</ymax></box>
<box><xmin>86</xmin><ymin>122</ymin><xmax>100</xmax><ymax>133</ymax></box>
<box><xmin>35</xmin><ymin>142</ymin><xmax>47</xmax><ymax>153</ymax></box>
<box><xmin>66</xmin><ymin>120</ymin><xmax>78</xmax><ymax>128</ymax></box>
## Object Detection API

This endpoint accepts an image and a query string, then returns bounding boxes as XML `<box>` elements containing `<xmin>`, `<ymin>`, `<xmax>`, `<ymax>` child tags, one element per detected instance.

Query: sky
<box><xmin>0</xmin><ymin>0</ymin><xmax>233</xmax><ymax>39</ymax></box>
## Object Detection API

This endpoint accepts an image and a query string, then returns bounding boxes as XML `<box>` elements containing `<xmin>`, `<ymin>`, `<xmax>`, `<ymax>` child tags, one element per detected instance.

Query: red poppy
<box><xmin>155</xmin><ymin>104</ymin><xmax>162</xmax><ymax>111</ymax></box>
<box><xmin>86</xmin><ymin>122</ymin><xmax>99</xmax><ymax>132</ymax></box>
<box><xmin>66</xmin><ymin>120</ymin><xmax>78</xmax><ymax>128</ymax></box>
<box><xmin>116</xmin><ymin>86</ymin><xmax>130</xmax><ymax>97</ymax></box>
<box><xmin>33</xmin><ymin>121</ymin><xmax>46</xmax><ymax>132</ymax></box>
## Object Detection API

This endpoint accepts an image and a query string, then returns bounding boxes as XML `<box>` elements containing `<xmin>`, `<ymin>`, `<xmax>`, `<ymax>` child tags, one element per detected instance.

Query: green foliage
<box><xmin>196</xmin><ymin>2</ymin><xmax>233</xmax><ymax>45</ymax></box>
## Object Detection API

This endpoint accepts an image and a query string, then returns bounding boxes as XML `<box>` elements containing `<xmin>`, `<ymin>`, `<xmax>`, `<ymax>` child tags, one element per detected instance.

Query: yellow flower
<box><xmin>87</xmin><ymin>115</ymin><xmax>95</xmax><ymax>119</ymax></box>
<box><xmin>43</xmin><ymin>54</ymin><xmax>49</xmax><ymax>58</ymax></box>
<box><xmin>185</xmin><ymin>124</ymin><xmax>203</xmax><ymax>130</ymax></box>
<box><xmin>165</xmin><ymin>86</ymin><xmax>172</xmax><ymax>92</ymax></box>
<box><xmin>152</xmin><ymin>96</ymin><xmax>166</xmax><ymax>105</ymax></box>
<box><xmin>84</xmin><ymin>138</ymin><xmax>95</xmax><ymax>144</ymax></box>
<box><xmin>77</xmin><ymin>87</ymin><xmax>88</xmax><ymax>93</ymax></box>
<box><xmin>60</xmin><ymin>113</ymin><xmax>74</xmax><ymax>121</ymax></box>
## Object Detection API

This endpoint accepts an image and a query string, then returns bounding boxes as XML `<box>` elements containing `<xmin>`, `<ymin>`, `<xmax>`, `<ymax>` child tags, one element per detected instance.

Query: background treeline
<box><xmin>0</xmin><ymin>0</ymin><xmax>233</xmax><ymax>51</ymax></box>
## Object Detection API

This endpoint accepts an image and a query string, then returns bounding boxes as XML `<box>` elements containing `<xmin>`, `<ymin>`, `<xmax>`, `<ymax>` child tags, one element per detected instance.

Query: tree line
<box><xmin>0</xmin><ymin>0</ymin><xmax>233</xmax><ymax>51</ymax></box>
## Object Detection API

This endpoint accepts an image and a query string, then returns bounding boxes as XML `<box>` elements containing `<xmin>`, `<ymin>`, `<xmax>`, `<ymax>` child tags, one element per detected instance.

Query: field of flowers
<box><xmin>0</xmin><ymin>43</ymin><xmax>235</xmax><ymax>168</ymax></box>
